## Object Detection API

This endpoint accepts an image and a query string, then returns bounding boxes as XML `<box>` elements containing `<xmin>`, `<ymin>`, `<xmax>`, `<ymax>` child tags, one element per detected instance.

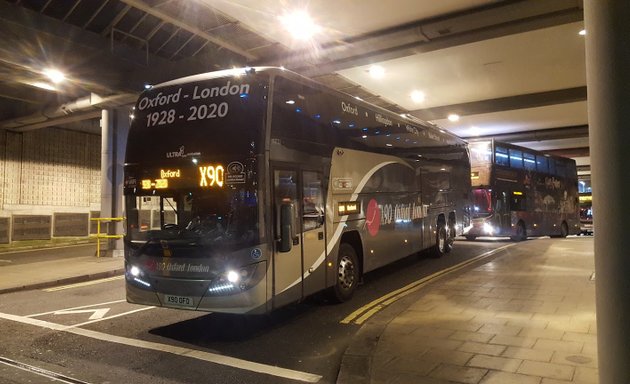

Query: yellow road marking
<box><xmin>342</xmin><ymin>244</ymin><xmax>515</xmax><ymax>325</ymax></box>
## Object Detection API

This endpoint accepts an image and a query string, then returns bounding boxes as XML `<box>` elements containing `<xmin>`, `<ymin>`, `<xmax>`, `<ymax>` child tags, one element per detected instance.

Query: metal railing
<box><xmin>90</xmin><ymin>217</ymin><xmax>124</xmax><ymax>258</ymax></box>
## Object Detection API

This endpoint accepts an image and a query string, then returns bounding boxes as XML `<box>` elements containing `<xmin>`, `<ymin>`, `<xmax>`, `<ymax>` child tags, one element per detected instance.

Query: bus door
<box><xmin>495</xmin><ymin>190</ymin><xmax>510</xmax><ymax>234</ymax></box>
<box><xmin>273</xmin><ymin>168</ymin><xmax>302</xmax><ymax>308</ymax></box>
<box><xmin>300</xmin><ymin>170</ymin><xmax>326</xmax><ymax>297</ymax></box>
<box><xmin>272</xmin><ymin>168</ymin><xmax>327</xmax><ymax>307</ymax></box>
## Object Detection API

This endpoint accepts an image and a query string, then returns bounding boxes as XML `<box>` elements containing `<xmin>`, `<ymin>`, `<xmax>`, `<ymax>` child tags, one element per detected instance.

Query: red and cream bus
<box><xmin>464</xmin><ymin>139</ymin><xmax>580</xmax><ymax>241</ymax></box>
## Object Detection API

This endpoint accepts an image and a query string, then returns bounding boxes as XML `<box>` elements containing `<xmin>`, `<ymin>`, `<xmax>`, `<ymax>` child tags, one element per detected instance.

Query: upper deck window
<box><xmin>509</xmin><ymin>149</ymin><xmax>523</xmax><ymax>169</ymax></box>
<box><xmin>548</xmin><ymin>158</ymin><xmax>556</xmax><ymax>175</ymax></box>
<box><xmin>536</xmin><ymin>155</ymin><xmax>548</xmax><ymax>173</ymax></box>
<box><xmin>523</xmin><ymin>152</ymin><xmax>536</xmax><ymax>170</ymax></box>
<box><xmin>495</xmin><ymin>146</ymin><xmax>509</xmax><ymax>166</ymax></box>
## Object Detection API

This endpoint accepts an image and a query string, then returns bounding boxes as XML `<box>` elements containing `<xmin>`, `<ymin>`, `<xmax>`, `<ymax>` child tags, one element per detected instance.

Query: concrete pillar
<box><xmin>584</xmin><ymin>1</ymin><xmax>630</xmax><ymax>382</ymax></box>
<box><xmin>100</xmin><ymin>108</ymin><xmax>129</xmax><ymax>257</ymax></box>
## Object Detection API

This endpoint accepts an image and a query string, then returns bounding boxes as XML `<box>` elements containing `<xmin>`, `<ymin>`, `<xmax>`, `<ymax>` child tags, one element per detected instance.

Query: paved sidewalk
<box><xmin>0</xmin><ymin>245</ymin><xmax>124</xmax><ymax>294</ymax></box>
<box><xmin>338</xmin><ymin>237</ymin><xmax>597</xmax><ymax>384</ymax></box>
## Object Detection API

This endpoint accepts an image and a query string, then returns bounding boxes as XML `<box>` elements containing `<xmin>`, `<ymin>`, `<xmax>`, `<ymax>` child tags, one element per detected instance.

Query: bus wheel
<box><xmin>465</xmin><ymin>235</ymin><xmax>477</xmax><ymax>241</ymax></box>
<box><xmin>432</xmin><ymin>224</ymin><xmax>449</xmax><ymax>257</ymax></box>
<box><xmin>511</xmin><ymin>222</ymin><xmax>527</xmax><ymax>241</ymax></box>
<box><xmin>329</xmin><ymin>244</ymin><xmax>359</xmax><ymax>303</ymax></box>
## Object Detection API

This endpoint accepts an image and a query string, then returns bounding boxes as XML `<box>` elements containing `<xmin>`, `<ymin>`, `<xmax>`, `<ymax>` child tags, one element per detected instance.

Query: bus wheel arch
<box><xmin>447</xmin><ymin>212</ymin><xmax>457</xmax><ymax>240</ymax></box>
<box><xmin>559</xmin><ymin>221</ymin><xmax>569</xmax><ymax>238</ymax></box>
<box><xmin>432</xmin><ymin>214</ymin><xmax>451</xmax><ymax>257</ymax></box>
<box><xmin>511</xmin><ymin>220</ymin><xmax>527</xmax><ymax>241</ymax></box>
<box><xmin>328</xmin><ymin>232</ymin><xmax>362</xmax><ymax>303</ymax></box>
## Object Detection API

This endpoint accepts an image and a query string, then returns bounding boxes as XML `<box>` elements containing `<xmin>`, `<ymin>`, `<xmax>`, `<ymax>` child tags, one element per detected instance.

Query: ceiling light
<box><xmin>447</xmin><ymin>114</ymin><xmax>460</xmax><ymax>122</ymax></box>
<box><xmin>410</xmin><ymin>90</ymin><xmax>426</xmax><ymax>103</ymax></box>
<box><xmin>368</xmin><ymin>65</ymin><xmax>385</xmax><ymax>79</ymax></box>
<box><xmin>579</xmin><ymin>29</ymin><xmax>586</xmax><ymax>36</ymax></box>
<box><xmin>43</xmin><ymin>68</ymin><xmax>65</xmax><ymax>84</ymax></box>
<box><xmin>279</xmin><ymin>10</ymin><xmax>319</xmax><ymax>40</ymax></box>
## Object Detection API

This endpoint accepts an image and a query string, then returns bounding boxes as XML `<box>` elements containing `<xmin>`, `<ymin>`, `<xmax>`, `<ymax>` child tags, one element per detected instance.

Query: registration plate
<box><xmin>164</xmin><ymin>294</ymin><xmax>194</xmax><ymax>307</ymax></box>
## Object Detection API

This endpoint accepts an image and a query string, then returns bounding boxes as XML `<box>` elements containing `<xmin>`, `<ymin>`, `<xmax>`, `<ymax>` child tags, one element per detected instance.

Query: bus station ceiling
<box><xmin>0</xmin><ymin>0</ymin><xmax>589</xmax><ymax>175</ymax></box>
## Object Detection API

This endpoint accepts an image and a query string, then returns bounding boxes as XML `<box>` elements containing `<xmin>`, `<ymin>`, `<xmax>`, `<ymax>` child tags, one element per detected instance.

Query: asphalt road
<box><xmin>0</xmin><ymin>239</ymin><xmax>510</xmax><ymax>384</ymax></box>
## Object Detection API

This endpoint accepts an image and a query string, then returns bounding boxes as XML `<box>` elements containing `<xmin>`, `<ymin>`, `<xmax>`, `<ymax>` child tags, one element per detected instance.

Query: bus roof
<box><xmin>146</xmin><ymin>66</ymin><xmax>465</xmax><ymax>146</ymax></box>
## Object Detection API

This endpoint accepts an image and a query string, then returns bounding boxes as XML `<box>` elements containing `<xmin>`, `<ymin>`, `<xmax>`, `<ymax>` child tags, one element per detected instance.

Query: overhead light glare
<box><xmin>279</xmin><ymin>10</ymin><xmax>320</xmax><ymax>40</ymax></box>
<box><xmin>447</xmin><ymin>114</ymin><xmax>460</xmax><ymax>122</ymax></box>
<box><xmin>579</xmin><ymin>29</ymin><xmax>586</xmax><ymax>36</ymax></box>
<box><xmin>30</xmin><ymin>81</ymin><xmax>57</xmax><ymax>91</ymax></box>
<box><xmin>368</xmin><ymin>65</ymin><xmax>385</xmax><ymax>79</ymax></box>
<box><xmin>43</xmin><ymin>68</ymin><xmax>65</xmax><ymax>84</ymax></box>
<box><xmin>410</xmin><ymin>90</ymin><xmax>426</xmax><ymax>103</ymax></box>
<box><xmin>469</xmin><ymin>126</ymin><xmax>481</xmax><ymax>136</ymax></box>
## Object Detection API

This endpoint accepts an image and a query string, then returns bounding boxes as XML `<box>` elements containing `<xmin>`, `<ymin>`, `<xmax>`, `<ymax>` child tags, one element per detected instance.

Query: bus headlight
<box><xmin>208</xmin><ymin>263</ymin><xmax>261</xmax><ymax>296</ymax></box>
<box><xmin>126</xmin><ymin>264</ymin><xmax>151</xmax><ymax>289</ymax></box>
<box><xmin>483</xmin><ymin>222</ymin><xmax>494</xmax><ymax>235</ymax></box>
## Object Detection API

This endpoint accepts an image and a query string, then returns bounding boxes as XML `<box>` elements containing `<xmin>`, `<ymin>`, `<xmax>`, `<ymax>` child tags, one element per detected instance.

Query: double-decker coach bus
<box><xmin>123</xmin><ymin>67</ymin><xmax>471</xmax><ymax>314</ymax></box>
<box><xmin>464</xmin><ymin>139</ymin><xmax>580</xmax><ymax>241</ymax></box>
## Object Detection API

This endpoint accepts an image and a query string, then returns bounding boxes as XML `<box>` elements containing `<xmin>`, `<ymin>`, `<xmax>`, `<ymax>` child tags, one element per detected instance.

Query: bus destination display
<box><xmin>137</xmin><ymin>80</ymin><xmax>251</xmax><ymax>128</ymax></box>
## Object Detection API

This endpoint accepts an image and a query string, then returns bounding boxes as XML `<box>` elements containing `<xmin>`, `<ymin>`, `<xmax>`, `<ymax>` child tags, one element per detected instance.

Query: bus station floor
<box><xmin>337</xmin><ymin>236</ymin><xmax>598</xmax><ymax>384</ymax></box>
<box><xmin>0</xmin><ymin>238</ymin><xmax>598</xmax><ymax>383</ymax></box>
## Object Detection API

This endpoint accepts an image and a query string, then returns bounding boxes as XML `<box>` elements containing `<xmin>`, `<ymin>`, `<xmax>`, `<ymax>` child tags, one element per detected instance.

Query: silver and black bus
<box><xmin>123</xmin><ymin>67</ymin><xmax>471</xmax><ymax>314</ymax></box>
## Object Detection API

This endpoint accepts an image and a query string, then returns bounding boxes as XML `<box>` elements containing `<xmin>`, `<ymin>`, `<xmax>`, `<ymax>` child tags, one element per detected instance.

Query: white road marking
<box><xmin>0</xmin><ymin>356</ymin><xmax>91</xmax><ymax>384</ymax></box>
<box><xmin>0</xmin><ymin>312</ymin><xmax>322</xmax><ymax>383</ymax></box>
<box><xmin>66</xmin><ymin>307</ymin><xmax>155</xmax><ymax>329</ymax></box>
<box><xmin>0</xmin><ymin>259</ymin><xmax>11</xmax><ymax>263</ymax></box>
<box><xmin>53</xmin><ymin>308</ymin><xmax>111</xmax><ymax>320</ymax></box>
<box><xmin>44</xmin><ymin>276</ymin><xmax>124</xmax><ymax>292</ymax></box>
<box><xmin>26</xmin><ymin>300</ymin><xmax>126</xmax><ymax>318</ymax></box>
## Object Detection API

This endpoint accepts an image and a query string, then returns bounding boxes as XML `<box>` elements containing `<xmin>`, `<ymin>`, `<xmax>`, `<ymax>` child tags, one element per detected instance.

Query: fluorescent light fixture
<box><xmin>43</xmin><ymin>68</ymin><xmax>65</xmax><ymax>84</ymax></box>
<box><xmin>410</xmin><ymin>90</ymin><xmax>426</xmax><ymax>103</ymax></box>
<box><xmin>279</xmin><ymin>10</ymin><xmax>319</xmax><ymax>40</ymax></box>
<box><xmin>447</xmin><ymin>114</ymin><xmax>460</xmax><ymax>122</ymax></box>
<box><xmin>368</xmin><ymin>65</ymin><xmax>385</xmax><ymax>79</ymax></box>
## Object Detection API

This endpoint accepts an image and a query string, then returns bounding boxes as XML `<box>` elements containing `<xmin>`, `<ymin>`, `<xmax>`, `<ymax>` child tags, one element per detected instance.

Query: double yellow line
<box><xmin>341</xmin><ymin>243</ymin><xmax>515</xmax><ymax>325</ymax></box>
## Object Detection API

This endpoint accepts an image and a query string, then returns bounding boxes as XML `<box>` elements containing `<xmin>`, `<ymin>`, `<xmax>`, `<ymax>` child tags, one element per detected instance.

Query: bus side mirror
<box><xmin>279</xmin><ymin>203</ymin><xmax>294</xmax><ymax>252</ymax></box>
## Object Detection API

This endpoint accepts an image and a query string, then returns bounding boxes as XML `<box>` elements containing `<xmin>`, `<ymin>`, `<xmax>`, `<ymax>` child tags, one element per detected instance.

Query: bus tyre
<box><xmin>432</xmin><ymin>224</ymin><xmax>449</xmax><ymax>258</ymax></box>
<box><xmin>329</xmin><ymin>244</ymin><xmax>359</xmax><ymax>303</ymax></box>
<box><xmin>511</xmin><ymin>222</ymin><xmax>527</xmax><ymax>241</ymax></box>
<box><xmin>465</xmin><ymin>235</ymin><xmax>476</xmax><ymax>241</ymax></box>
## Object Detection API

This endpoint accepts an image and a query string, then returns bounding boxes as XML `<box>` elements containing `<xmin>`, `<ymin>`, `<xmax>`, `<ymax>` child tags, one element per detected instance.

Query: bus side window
<box><xmin>274</xmin><ymin>170</ymin><xmax>299</xmax><ymax>241</ymax></box>
<box><xmin>510</xmin><ymin>192</ymin><xmax>526</xmax><ymax>211</ymax></box>
<box><xmin>302</xmin><ymin>171</ymin><xmax>324</xmax><ymax>231</ymax></box>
